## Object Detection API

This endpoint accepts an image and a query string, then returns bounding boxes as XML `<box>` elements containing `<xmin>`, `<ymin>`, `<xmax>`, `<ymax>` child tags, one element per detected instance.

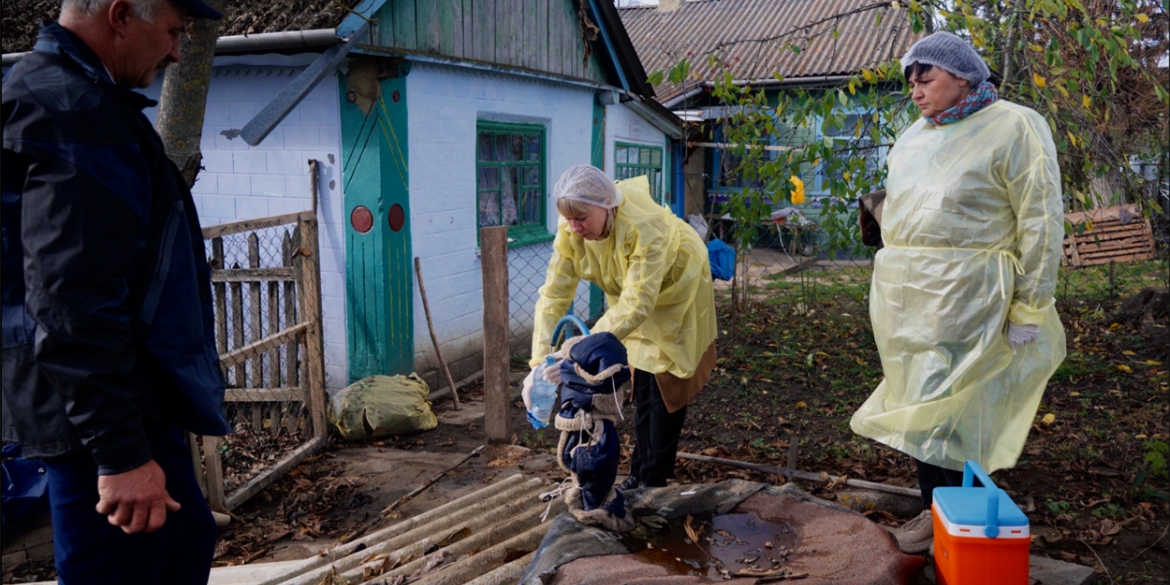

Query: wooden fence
<box><xmin>197</xmin><ymin>206</ymin><xmax>327</xmax><ymax>511</ymax></box>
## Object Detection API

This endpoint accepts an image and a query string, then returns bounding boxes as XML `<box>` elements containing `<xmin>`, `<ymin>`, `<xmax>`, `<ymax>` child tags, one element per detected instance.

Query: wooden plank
<box><xmin>534</xmin><ymin>0</ymin><xmax>547</xmax><ymax>72</ymax></box>
<box><xmin>494</xmin><ymin>0</ymin><xmax>507</xmax><ymax>65</ymax></box>
<box><xmin>282</xmin><ymin>232</ymin><xmax>299</xmax><ymax>389</ymax></box>
<box><xmin>1064</xmin><ymin>204</ymin><xmax>1141</xmax><ymax>225</ymax></box>
<box><xmin>481</xmin><ymin>226</ymin><xmax>510</xmax><ymax>444</ymax></box>
<box><xmin>461</xmin><ymin>0</ymin><xmax>473</xmax><ymax>60</ymax></box>
<box><xmin>417</xmin><ymin>0</ymin><xmax>438</xmax><ymax>53</ymax></box>
<box><xmin>219</xmin><ymin>323</ymin><xmax>309</xmax><ymax>370</ymax></box>
<box><xmin>224</xmin><ymin>436</ymin><xmax>325</xmax><ymax>511</ymax></box>
<box><xmin>212</xmin><ymin>238</ymin><xmax>227</xmax><ymax>356</ymax></box>
<box><xmin>224</xmin><ymin>387</ymin><xmax>304</xmax><ymax>403</ymax></box>
<box><xmin>1078</xmin><ymin>251</ymin><xmax>1157</xmax><ymax>266</ymax></box>
<box><xmin>202</xmin><ymin>435</ymin><xmax>226</xmax><ymax>509</ymax></box>
<box><xmin>268</xmin><ymin>280</ymin><xmax>281</xmax><ymax>388</ymax></box>
<box><xmin>298</xmin><ymin>214</ymin><xmax>328</xmax><ymax>441</ymax></box>
<box><xmin>480</xmin><ymin>0</ymin><xmax>495</xmax><ymax>63</ymax></box>
<box><xmin>248</xmin><ymin>233</ymin><xmax>264</xmax><ymax>435</ymax></box>
<box><xmin>1067</xmin><ymin>224</ymin><xmax>1150</xmax><ymax>242</ymax></box>
<box><xmin>449</xmin><ymin>0</ymin><xmax>463</xmax><ymax>57</ymax></box>
<box><xmin>1070</xmin><ymin>236</ymin><xmax>1154</xmax><ymax>254</ymax></box>
<box><xmin>230</xmin><ymin>263</ymin><xmax>245</xmax><ymax>387</ymax></box>
<box><xmin>201</xmin><ymin>210</ymin><xmax>315</xmax><ymax>239</ymax></box>
<box><xmin>210</xmin><ymin>267</ymin><xmax>296</xmax><ymax>283</ymax></box>
<box><xmin>395</xmin><ymin>0</ymin><xmax>417</xmax><ymax>50</ymax></box>
<box><xmin>379</xmin><ymin>0</ymin><xmax>395</xmax><ymax>46</ymax></box>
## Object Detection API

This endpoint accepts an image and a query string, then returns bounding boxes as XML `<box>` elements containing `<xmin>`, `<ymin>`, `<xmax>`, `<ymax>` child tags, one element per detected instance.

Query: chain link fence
<box><xmin>197</xmin><ymin>210</ymin><xmax>328</xmax><ymax>510</ymax></box>
<box><xmin>505</xmin><ymin>243</ymin><xmax>598</xmax><ymax>361</ymax></box>
<box><xmin>708</xmin><ymin>176</ymin><xmax>1170</xmax><ymax>352</ymax></box>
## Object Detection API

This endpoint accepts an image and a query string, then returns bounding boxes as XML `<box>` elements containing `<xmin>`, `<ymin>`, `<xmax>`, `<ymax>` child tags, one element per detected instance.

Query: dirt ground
<box><xmin>5</xmin><ymin>294</ymin><xmax>1167</xmax><ymax>583</ymax></box>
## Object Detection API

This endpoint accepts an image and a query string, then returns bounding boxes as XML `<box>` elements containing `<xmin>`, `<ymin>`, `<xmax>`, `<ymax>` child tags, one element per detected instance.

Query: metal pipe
<box><xmin>258</xmin><ymin>474</ymin><xmax>528</xmax><ymax>585</ymax></box>
<box><xmin>661</xmin><ymin>86</ymin><xmax>705</xmax><ymax>109</ymax></box>
<box><xmin>215</xmin><ymin>29</ymin><xmax>341</xmax><ymax>54</ymax></box>
<box><xmin>412</xmin><ymin>524</ymin><xmax>552</xmax><ymax>585</ymax></box>
<box><xmin>2</xmin><ymin>29</ymin><xmax>341</xmax><ymax>67</ymax></box>
<box><xmin>462</xmin><ymin>552</ymin><xmax>536</xmax><ymax>585</ymax></box>
<box><xmin>365</xmin><ymin>499</ymin><xmax>565</xmax><ymax>585</ymax></box>
<box><xmin>277</xmin><ymin>478</ymin><xmax>548</xmax><ymax>585</ymax></box>
<box><xmin>724</xmin><ymin>75</ymin><xmax>852</xmax><ymax>88</ymax></box>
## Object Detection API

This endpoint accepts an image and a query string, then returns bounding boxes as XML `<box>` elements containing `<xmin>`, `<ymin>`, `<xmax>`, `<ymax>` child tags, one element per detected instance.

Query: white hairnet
<box><xmin>900</xmin><ymin>31</ymin><xmax>990</xmax><ymax>86</ymax></box>
<box><xmin>553</xmin><ymin>165</ymin><xmax>624</xmax><ymax>209</ymax></box>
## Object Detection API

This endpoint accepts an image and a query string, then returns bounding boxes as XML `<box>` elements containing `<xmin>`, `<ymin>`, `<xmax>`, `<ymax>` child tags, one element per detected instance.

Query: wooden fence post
<box><xmin>481</xmin><ymin>226</ymin><xmax>510</xmax><ymax>444</ymax></box>
<box><xmin>202</xmin><ymin>435</ymin><xmax>226</xmax><ymax>509</ymax></box>
<box><xmin>299</xmin><ymin>161</ymin><xmax>327</xmax><ymax>440</ymax></box>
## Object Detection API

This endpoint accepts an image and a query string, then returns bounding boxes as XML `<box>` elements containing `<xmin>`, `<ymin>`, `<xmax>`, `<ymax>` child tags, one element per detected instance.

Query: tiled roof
<box><xmin>618</xmin><ymin>0</ymin><xmax>920</xmax><ymax>102</ymax></box>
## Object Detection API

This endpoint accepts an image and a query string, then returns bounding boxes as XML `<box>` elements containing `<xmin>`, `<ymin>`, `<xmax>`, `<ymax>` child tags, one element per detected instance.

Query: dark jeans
<box><xmin>43</xmin><ymin>423</ymin><xmax>216</xmax><ymax>585</ymax></box>
<box><xmin>629</xmin><ymin>369</ymin><xmax>688</xmax><ymax>487</ymax></box>
<box><xmin>916</xmin><ymin>458</ymin><xmax>981</xmax><ymax>510</ymax></box>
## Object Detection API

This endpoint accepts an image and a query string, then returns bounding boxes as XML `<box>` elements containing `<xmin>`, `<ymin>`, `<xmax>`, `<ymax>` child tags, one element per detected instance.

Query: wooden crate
<box><xmin>1062</xmin><ymin>205</ymin><xmax>1156</xmax><ymax>268</ymax></box>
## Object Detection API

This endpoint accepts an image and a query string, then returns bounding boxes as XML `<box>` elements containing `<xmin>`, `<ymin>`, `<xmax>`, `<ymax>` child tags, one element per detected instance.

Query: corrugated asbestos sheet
<box><xmin>618</xmin><ymin>0</ymin><xmax>920</xmax><ymax>102</ymax></box>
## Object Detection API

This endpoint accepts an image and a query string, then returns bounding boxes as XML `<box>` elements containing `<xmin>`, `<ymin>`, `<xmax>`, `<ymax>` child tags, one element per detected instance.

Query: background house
<box><xmin>618</xmin><ymin>0</ymin><xmax>920</xmax><ymax>225</ymax></box>
<box><xmin>2</xmin><ymin>0</ymin><xmax>685</xmax><ymax>390</ymax></box>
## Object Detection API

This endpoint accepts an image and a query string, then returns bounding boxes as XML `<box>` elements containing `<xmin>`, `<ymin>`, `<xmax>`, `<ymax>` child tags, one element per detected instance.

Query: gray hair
<box><xmin>61</xmin><ymin>0</ymin><xmax>169</xmax><ymax>22</ymax></box>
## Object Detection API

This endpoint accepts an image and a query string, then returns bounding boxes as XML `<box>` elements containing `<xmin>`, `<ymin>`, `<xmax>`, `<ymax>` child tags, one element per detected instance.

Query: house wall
<box><xmin>603</xmin><ymin>102</ymin><xmax>667</xmax><ymax>178</ymax></box>
<box><xmin>406</xmin><ymin>61</ymin><xmax>643</xmax><ymax>388</ymax></box>
<box><xmin>138</xmin><ymin>64</ymin><xmax>350</xmax><ymax>389</ymax></box>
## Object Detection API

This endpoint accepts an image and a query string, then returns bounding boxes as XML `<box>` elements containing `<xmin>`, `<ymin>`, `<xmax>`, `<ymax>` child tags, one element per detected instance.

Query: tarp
<box><xmin>521</xmin><ymin>481</ymin><xmax>927</xmax><ymax>585</ymax></box>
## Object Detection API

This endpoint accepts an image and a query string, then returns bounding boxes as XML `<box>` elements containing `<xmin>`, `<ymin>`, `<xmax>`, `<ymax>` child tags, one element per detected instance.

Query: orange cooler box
<box><xmin>932</xmin><ymin>461</ymin><xmax>1030</xmax><ymax>585</ymax></box>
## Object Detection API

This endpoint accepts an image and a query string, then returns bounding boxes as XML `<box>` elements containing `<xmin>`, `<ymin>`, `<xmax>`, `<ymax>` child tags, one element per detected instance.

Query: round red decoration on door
<box><xmin>388</xmin><ymin>204</ymin><xmax>405</xmax><ymax>232</ymax></box>
<box><xmin>392</xmin><ymin>90</ymin><xmax>400</xmax><ymax>103</ymax></box>
<box><xmin>351</xmin><ymin>206</ymin><xmax>373</xmax><ymax>234</ymax></box>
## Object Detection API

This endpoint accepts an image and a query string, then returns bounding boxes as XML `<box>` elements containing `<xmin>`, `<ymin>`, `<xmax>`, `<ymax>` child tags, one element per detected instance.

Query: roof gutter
<box><xmin>2</xmin><ymin>28</ymin><xmax>342</xmax><ymax>66</ymax></box>
<box><xmin>624</xmin><ymin>95</ymin><xmax>683</xmax><ymax>139</ymax></box>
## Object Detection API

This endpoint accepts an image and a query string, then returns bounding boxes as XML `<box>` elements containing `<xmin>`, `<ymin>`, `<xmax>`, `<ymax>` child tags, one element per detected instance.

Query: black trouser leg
<box><xmin>632</xmin><ymin>370</ymin><xmax>688</xmax><ymax>487</ymax></box>
<box><xmin>915</xmin><ymin>458</ymin><xmax>973</xmax><ymax>511</ymax></box>
<box><xmin>629</xmin><ymin>370</ymin><xmax>652</xmax><ymax>481</ymax></box>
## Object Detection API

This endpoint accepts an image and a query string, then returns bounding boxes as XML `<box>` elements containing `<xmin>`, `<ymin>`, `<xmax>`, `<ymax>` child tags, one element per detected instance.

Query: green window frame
<box><xmin>615</xmin><ymin>142</ymin><xmax>667</xmax><ymax>206</ymax></box>
<box><xmin>476</xmin><ymin>120</ymin><xmax>553</xmax><ymax>248</ymax></box>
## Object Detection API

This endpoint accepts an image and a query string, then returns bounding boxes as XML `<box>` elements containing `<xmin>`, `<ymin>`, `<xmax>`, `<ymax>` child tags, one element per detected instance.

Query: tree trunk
<box><xmin>155</xmin><ymin>2</ymin><xmax>226</xmax><ymax>188</ymax></box>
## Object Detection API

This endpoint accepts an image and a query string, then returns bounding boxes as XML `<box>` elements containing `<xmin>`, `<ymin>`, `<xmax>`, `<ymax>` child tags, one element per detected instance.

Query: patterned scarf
<box><xmin>928</xmin><ymin>81</ymin><xmax>998</xmax><ymax>126</ymax></box>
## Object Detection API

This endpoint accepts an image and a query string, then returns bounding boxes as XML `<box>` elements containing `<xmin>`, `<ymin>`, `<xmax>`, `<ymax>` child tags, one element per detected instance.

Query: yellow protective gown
<box><xmin>850</xmin><ymin>100</ymin><xmax>1068</xmax><ymax>473</ymax></box>
<box><xmin>530</xmin><ymin>176</ymin><xmax>717</xmax><ymax>384</ymax></box>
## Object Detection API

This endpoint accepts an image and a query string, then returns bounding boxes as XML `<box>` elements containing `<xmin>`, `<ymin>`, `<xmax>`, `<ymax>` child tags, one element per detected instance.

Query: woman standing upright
<box><xmin>851</xmin><ymin>32</ymin><xmax>1068</xmax><ymax>553</ymax></box>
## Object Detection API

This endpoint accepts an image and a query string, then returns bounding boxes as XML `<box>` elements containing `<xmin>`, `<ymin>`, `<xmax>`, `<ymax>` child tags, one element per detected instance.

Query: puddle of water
<box><xmin>622</xmin><ymin>512</ymin><xmax>800</xmax><ymax>581</ymax></box>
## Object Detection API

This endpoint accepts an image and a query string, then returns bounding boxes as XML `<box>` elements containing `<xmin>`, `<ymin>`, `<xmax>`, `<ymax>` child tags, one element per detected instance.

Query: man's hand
<box><xmin>95</xmin><ymin>459</ymin><xmax>180</xmax><ymax>534</ymax></box>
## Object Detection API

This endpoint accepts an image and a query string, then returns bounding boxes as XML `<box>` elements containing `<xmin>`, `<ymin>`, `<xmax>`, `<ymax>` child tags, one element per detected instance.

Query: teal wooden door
<box><xmin>589</xmin><ymin>97</ymin><xmax>606</xmax><ymax>321</ymax></box>
<box><xmin>339</xmin><ymin>64</ymin><xmax>413</xmax><ymax>382</ymax></box>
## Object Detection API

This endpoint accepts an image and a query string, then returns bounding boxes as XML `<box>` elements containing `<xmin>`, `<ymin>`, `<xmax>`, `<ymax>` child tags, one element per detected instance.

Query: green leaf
<box><xmin>647</xmin><ymin>70</ymin><xmax>664</xmax><ymax>86</ymax></box>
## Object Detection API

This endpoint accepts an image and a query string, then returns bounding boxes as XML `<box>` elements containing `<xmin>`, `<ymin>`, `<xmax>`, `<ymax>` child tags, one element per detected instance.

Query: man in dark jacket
<box><xmin>2</xmin><ymin>0</ymin><xmax>230</xmax><ymax>582</ymax></box>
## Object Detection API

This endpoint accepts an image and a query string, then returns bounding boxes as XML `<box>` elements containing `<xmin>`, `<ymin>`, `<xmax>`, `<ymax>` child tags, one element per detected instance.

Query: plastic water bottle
<box><xmin>527</xmin><ymin>355</ymin><xmax>558</xmax><ymax>429</ymax></box>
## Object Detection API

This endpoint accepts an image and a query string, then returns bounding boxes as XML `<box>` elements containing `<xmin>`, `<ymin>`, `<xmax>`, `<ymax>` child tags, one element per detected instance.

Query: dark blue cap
<box><xmin>174</xmin><ymin>0</ymin><xmax>224</xmax><ymax>20</ymax></box>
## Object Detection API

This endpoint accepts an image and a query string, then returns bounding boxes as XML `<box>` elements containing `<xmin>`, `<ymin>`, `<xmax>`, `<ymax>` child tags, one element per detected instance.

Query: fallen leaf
<box><xmin>1041</xmin><ymin>413</ymin><xmax>1056</xmax><ymax>426</ymax></box>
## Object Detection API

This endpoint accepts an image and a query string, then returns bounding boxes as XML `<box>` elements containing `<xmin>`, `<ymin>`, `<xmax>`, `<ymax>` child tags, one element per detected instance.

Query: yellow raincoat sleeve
<box><xmin>530</xmin><ymin>225</ymin><xmax>582</xmax><ymax>368</ymax></box>
<box><xmin>1003</xmin><ymin>110</ymin><xmax>1064</xmax><ymax>326</ymax></box>
<box><xmin>590</xmin><ymin>215</ymin><xmax>672</xmax><ymax>343</ymax></box>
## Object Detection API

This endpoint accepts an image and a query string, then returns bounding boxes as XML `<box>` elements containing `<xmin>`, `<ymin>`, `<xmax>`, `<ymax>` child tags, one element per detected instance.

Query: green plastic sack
<box><xmin>328</xmin><ymin>374</ymin><xmax>437</xmax><ymax>440</ymax></box>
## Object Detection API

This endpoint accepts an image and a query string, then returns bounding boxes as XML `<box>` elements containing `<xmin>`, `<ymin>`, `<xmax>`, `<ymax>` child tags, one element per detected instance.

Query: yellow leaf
<box><xmin>1041</xmin><ymin>413</ymin><xmax>1056</xmax><ymax>425</ymax></box>
<box><xmin>1136</xmin><ymin>13</ymin><xmax>1149</xmax><ymax>23</ymax></box>
<box><xmin>1122</xmin><ymin>350</ymin><xmax>1136</xmax><ymax>356</ymax></box>
<box><xmin>1083</xmin><ymin>95</ymin><xmax>1091</xmax><ymax>108</ymax></box>
<box><xmin>1085</xmin><ymin>219</ymin><xmax>1093</xmax><ymax>231</ymax></box>
<box><xmin>1034</xmin><ymin>73</ymin><xmax>1046</xmax><ymax>88</ymax></box>
<box><xmin>1055</xmin><ymin>84</ymin><xmax>1069</xmax><ymax>97</ymax></box>
<box><xmin>1117</xmin><ymin>365</ymin><xmax>1132</xmax><ymax>373</ymax></box>
<box><xmin>848</xmin><ymin>79</ymin><xmax>857</xmax><ymax>95</ymax></box>
<box><xmin>1067</xmin><ymin>131</ymin><xmax>1077</xmax><ymax>146</ymax></box>
<box><xmin>862</xmin><ymin>69</ymin><xmax>876</xmax><ymax>83</ymax></box>
<box><xmin>1146</xmin><ymin>360</ymin><xmax>1163</xmax><ymax>366</ymax></box>
<box><xmin>843</xmin><ymin>171</ymin><xmax>852</xmax><ymax>182</ymax></box>
<box><xmin>796</xmin><ymin>401</ymin><xmax>807</xmax><ymax>408</ymax></box>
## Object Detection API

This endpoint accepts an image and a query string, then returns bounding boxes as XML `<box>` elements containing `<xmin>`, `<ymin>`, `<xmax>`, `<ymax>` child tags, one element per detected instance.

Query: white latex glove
<box><xmin>1006</xmin><ymin>323</ymin><xmax>1040</xmax><ymax>354</ymax></box>
<box><xmin>543</xmin><ymin>360</ymin><xmax>564</xmax><ymax>385</ymax></box>
<box><xmin>522</xmin><ymin>368</ymin><xmax>536</xmax><ymax>410</ymax></box>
